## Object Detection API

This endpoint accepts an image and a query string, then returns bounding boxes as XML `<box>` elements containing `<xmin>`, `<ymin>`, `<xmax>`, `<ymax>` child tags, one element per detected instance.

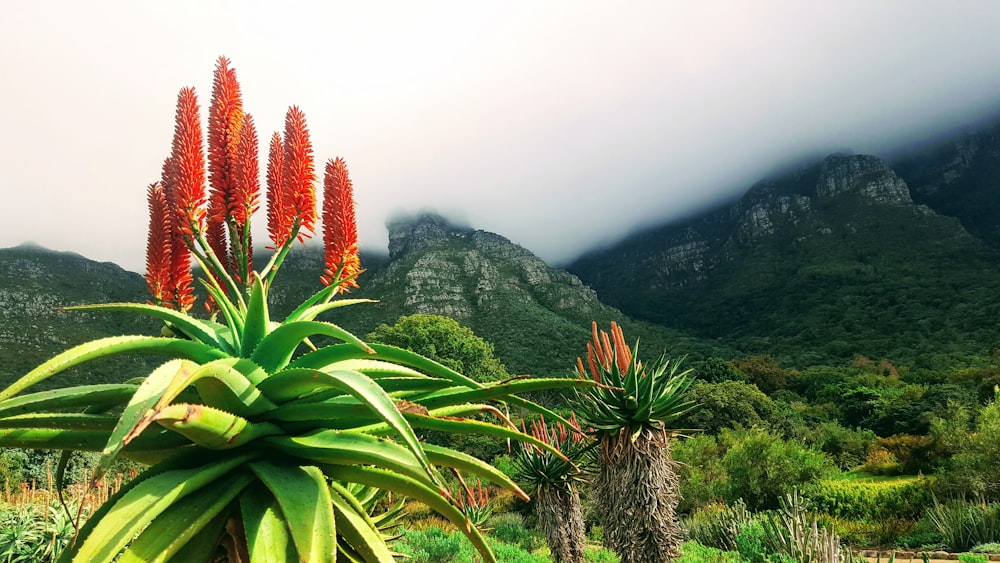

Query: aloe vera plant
<box><xmin>0</xmin><ymin>57</ymin><xmax>587</xmax><ymax>563</ymax></box>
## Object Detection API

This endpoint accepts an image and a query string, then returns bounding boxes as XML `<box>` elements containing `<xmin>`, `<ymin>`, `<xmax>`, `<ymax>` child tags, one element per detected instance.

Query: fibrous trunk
<box><xmin>596</xmin><ymin>428</ymin><xmax>684</xmax><ymax>563</ymax></box>
<box><xmin>535</xmin><ymin>486</ymin><xmax>585</xmax><ymax>563</ymax></box>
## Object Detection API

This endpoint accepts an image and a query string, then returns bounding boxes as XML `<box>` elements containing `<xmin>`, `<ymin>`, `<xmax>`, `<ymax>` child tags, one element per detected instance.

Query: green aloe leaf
<box><xmin>291</xmin><ymin>344</ymin><xmax>483</xmax><ymax>390</ymax></box>
<box><xmin>264</xmin><ymin>431</ymin><xmax>433</xmax><ymax>487</ymax></box>
<box><xmin>0</xmin><ymin>413</ymin><xmax>117</xmax><ymax>431</ymax></box>
<box><xmin>251</xmin><ymin>321</ymin><xmax>374</xmax><ymax>373</ymax></box>
<box><xmin>413</xmin><ymin>377</ymin><xmax>593</xmax><ymax>410</ymax></box>
<box><xmin>0</xmin><ymin>426</ymin><xmax>189</xmax><ymax>452</ymax></box>
<box><xmin>261</xmin><ymin>368</ymin><xmax>435</xmax><ymax>481</ymax></box>
<box><xmin>240</xmin><ymin>277</ymin><xmax>270</xmax><ymax>357</ymax></box>
<box><xmin>169</xmin><ymin>358</ymin><xmax>275</xmax><ymax>415</ymax></box>
<box><xmin>322</xmin><ymin>464</ymin><xmax>495</xmax><ymax>563</ymax></box>
<box><xmin>241</xmin><ymin>483</ymin><xmax>298</xmax><ymax>562</ymax></box>
<box><xmin>97</xmin><ymin>359</ymin><xmax>197</xmax><ymax>479</ymax></box>
<box><xmin>0</xmin><ymin>336</ymin><xmax>226</xmax><ymax>401</ymax></box>
<box><xmin>282</xmin><ymin>281</ymin><xmax>340</xmax><ymax>323</ymax></box>
<box><xmin>165</xmin><ymin>508</ymin><xmax>230</xmax><ymax>563</ymax></box>
<box><xmin>0</xmin><ymin>384</ymin><xmax>138</xmax><ymax>418</ymax></box>
<box><xmin>249</xmin><ymin>462</ymin><xmax>337</xmax><ymax>562</ymax></box>
<box><xmin>117</xmin><ymin>471</ymin><xmax>253</xmax><ymax>563</ymax></box>
<box><xmin>62</xmin><ymin>453</ymin><xmax>255</xmax><ymax>563</ymax></box>
<box><xmin>422</xmin><ymin>443</ymin><xmax>530</xmax><ymax>501</ymax></box>
<box><xmin>65</xmin><ymin>303</ymin><xmax>226</xmax><ymax>350</ymax></box>
<box><xmin>203</xmin><ymin>280</ymin><xmax>243</xmax><ymax>346</ymax></box>
<box><xmin>329</xmin><ymin>484</ymin><xmax>395</xmax><ymax>563</ymax></box>
<box><xmin>153</xmin><ymin>403</ymin><xmax>282</xmax><ymax>449</ymax></box>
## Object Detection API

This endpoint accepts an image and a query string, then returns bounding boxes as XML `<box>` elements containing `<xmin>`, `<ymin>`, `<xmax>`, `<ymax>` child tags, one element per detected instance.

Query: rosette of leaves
<box><xmin>572</xmin><ymin>321</ymin><xmax>697</xmax><ymax>563</ymax></box>
<box><xmin>0</xmin><ymin>57</ymin><xmax>586</xmax><ymax>563</ymax></box>
<box><xmin>511</xmin><ymin>414</ymin><xmax>592</xmax><ymax>563</ymax></box>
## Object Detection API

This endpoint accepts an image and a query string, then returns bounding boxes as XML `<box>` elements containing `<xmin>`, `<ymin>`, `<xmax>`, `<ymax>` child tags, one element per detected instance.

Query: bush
<box><xmin>487</xmin><ymin>512</ymin><xmax>544</xmax><ymax>553</ymax></box>
<box><xmin>804</xmin><ymin>475</ymin><xmax>934</xmax><ymax>521</ymax></box>
<box><xmin>722</xmin><ymin>429</ymin><xmax>834</xmax><ymax>510</ymax></box>
<box><xmin>927</xmin><ymin>499</ymin><xmax>1000</xmax><ymax>552</ymax></box>
<box><xmin>676</xmin><ymin>540</ymin><xmax>742</xmax><ymax>562</ymax></box>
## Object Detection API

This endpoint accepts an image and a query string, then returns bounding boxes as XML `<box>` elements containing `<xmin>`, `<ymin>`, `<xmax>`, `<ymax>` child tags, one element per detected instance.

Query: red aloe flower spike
<box><xmin>170</xmin><ymin>87</ymin><xmax>207</xmax><ymax>239</ymax></box>
<box><xmin>144</xmin><ymin>182</ymin><xmax>172</xmax><ymax>306</ymax></box>
<box><xmin>599</xmin><ymin>330</ymin><xmax>614</xmax><ymax>370</ymax></box>
<box><xmin>282</xmin><ymin>106</ymin><xmax>316</xmax><ymax>240</ymax></box>
<box><xmin>591</xmin><ymin>322</ymin><xmax>608</xmax><ymax>369</ymax></box>
<box><xmin>585</xmin><ymin>343</ymin><xmax>601</xmax><ymax>382</ymax></box>
<box><xmin>266</xmin><ymin>132</ymin><xmax>291</xmax><ymax>248</ymax></box>
<box><xmin>207</xmin><ymin>56</ymin><xmax>244</xmax><ymax>226</ymax></box>
<box><xmin>611</xmin><ymin>322</ymin><xmax>632</xmax><ymax>373</ymax></box>
<box><xmin>232</xmin><ymin>113</ymin><xmax>260</xmax><ymax>277</ymax></box>
<box><xmin>206</xmin><ymin>219</ymin><xmax>228</xmax><ymax>281</ymax></box>
<box><xmin>160</xmin><ymin>155</ymin><xmax>194</xmax><ymax>312</ymax></box>
<box><xmin>321</xmin><ymin>157</ymin><xmax>360</xmax><ymax>291</ymax></box>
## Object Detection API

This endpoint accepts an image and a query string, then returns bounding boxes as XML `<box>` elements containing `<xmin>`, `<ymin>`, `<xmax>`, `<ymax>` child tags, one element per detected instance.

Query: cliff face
<box><xmin>381</xmin><ymin>213</ymin><xmax>602</xmax><ymax>321</ymax></box>
<box><xmin>567</xmin><ymin>151</ymin><xmax>1000</xmax><ymax>363</ymax></box>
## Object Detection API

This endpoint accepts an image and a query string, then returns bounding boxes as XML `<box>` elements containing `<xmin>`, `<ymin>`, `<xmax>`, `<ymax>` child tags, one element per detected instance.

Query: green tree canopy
<box><xmin>367</xmin><ymin>314</ymin><xmax>510</xmax><ymax>383</ymax></box>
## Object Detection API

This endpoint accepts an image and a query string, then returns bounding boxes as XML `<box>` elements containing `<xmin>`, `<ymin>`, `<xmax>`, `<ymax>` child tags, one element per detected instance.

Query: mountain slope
<box><xmin>0</xmin><ymin>244</ymin><xmax>160</xmax><ymax>390</ymax></box>
<box><xmin>568</xmin><ymin>154</ymin><xmax>1000</xmax><ymax>366</ymax></box>
<box><xmin>270</xmin><ymin>213</ymin><xmax>727</xmax><ymax>376</ymax></box>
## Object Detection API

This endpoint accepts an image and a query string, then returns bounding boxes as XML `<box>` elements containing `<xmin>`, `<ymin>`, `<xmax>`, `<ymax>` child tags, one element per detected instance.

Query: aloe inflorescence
<box><xmin>0</xmin><ymin>57</ymin><xmax>589</xmax><ymax>563</ymax></box>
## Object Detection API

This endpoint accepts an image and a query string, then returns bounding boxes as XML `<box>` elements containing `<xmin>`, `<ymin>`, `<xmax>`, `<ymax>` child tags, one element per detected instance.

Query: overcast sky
<box><xmin>2</xmin><ymin>2</ymin><xmax>1000</xmax><ymax>273</ymax></box>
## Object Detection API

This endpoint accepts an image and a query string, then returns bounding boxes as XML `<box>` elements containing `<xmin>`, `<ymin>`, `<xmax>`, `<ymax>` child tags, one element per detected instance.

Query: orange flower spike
<box><xmin>233</xmin><ymin>113</ymin><xmax>260</xmax><ymax>275</ymax></box>
<box><xmin>170</xmin><ymin>87</ymin><xmax>207</xmax><ymax>238</ymax></box>
<box><xmin>207</xmin><ymin>56</ymin><xmax>244</xmax><ymax>226</ymax></box>
<box><xmin>585</xmin><ymin>343</ymin><xmax>601</xmax><ymax>382</ymax></box>
<box><xmin>282</xmin><ymin>106</ymin><xmax>316</xmax><ymax>240</ymax></box>
<box><xmin>599</xmin><ymin>330</ymin><xmax>614</xmax><ymax>370</ymax></box>
<box><xmin>232</xmin><ymin>113</ymin><xmax>260</xmax><ymax>228</ymax></box>
<box><xmin>144</xmin><ymin>183</ymin><xmax>172</xmax><ymax>306</ymax></box>
<box><xmin>266</xmin><ymin>132</ymin><xmax>291</xmax><ymax>248</ymax></box>
<box><xmin>160</xmin><ymin>155</ymin><xmax>195</xmax><ymax>312</ymax></box>
<box><xmin>591</xmin><ymin>321</ymin><xmax>608</xmax><ymax>368</ymax></box>
<box><xmin>322</xmin><ymin>157</ymin><xmax>361</xmax><ymax>290</ymax></box>
<box><xmin>611</xmin><ymin>322</ymin><xmax>632</xmax><ymax>373</ymax></box>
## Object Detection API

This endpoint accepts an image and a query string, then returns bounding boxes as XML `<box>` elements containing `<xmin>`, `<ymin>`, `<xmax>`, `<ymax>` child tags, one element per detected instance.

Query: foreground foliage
<box><xmin>0</xmin><ymin>58</ymin><xmax>585</xmax><ymax>562</ymax></box>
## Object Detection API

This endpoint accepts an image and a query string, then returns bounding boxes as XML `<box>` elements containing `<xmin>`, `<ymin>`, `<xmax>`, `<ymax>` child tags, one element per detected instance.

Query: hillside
<box><xmin>0</xmin><ymin>243</ymin><xmax>160</xmax><ymax>390</ymax></box>
<box><xmin>568</xmin><ymin>151</ymin><xmax>1000</xmax><ymax>366</ymax></box>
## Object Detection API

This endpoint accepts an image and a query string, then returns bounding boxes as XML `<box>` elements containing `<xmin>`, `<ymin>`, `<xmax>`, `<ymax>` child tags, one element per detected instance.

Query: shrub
<box><xmin>487</xmin><ymin>512</ymin><xmax>544</xmax><ymax>553</ymax></box>
<box><xmin>927</xmin><ymin>499</ymin><xmax>1000</xmax><ymax>552</ymax></box>
<box><xmin>722</xmin><ymin>429</ymin><xmax>834</xmax><ymax>510</ymax></box>
<box><xmin>676</xmin><ymin>540</ymin><xmax>742</xmax><ymax>562</ymax></box>
<box><xmin>804</xmin><ymin>475</ymin><xmax>934</xmax><ymax>521</ymax></box>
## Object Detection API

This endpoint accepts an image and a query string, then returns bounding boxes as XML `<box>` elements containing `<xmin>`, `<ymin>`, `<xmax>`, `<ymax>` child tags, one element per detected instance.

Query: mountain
<box><xmin>567</xmin><ymin>147</ymin><xmax>1000</xmax><ymax>367</ymax></box>
<box><xmin>0</xmin><ymin>243</ymin><xmax>160</xmax><ymax>390</ymax></box>
<box><xmin>269</xmin><ymin>213</ymin><xmax>726</xmax><ymax>376</ymax></box>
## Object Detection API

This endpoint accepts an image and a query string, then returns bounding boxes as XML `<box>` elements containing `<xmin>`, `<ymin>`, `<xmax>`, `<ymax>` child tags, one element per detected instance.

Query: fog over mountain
<box><xmin>2</xmin><ymin>2</ymin><xmax>1000</xmax><ymax>272</ymax></box>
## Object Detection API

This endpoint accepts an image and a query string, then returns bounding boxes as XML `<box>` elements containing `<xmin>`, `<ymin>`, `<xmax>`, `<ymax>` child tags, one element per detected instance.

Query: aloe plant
<box><xmin>0</xmin><ymin>57</ymin><xmax>587</xmax><ymax>563</ymax></box>
<box><xmin>511</xmin><ymin>414</ymin><xmax>592</xmax><ymax>563</ymax></box>
<box><xmin>573</xmin><ymin>321</ymin><xmax>697</xmax><ymax>563</ymax></box>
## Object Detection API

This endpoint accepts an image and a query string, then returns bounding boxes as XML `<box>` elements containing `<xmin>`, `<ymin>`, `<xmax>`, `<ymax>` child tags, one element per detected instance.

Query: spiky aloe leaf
<box><xmin>153</xmin><ymin>403</ymin><xmax>282</xmax><ymax>449</ymax></box>
<box><xmin>165</xmin><ymin>358</ymin><xmax>276</xmax><ymax>415</ymax></box>
<box><xmin>259</xmin><ymin>368</ymin><xmax>436</xmax><ymax>481</ymax></box>
<box><xmin>249</xmin><ymin>462</ymin><xmax>337</xmax><ymax>562</ymax></box>
<box><xmin>291</xmin><ymin>343</ymin><xmax>484</xmax><ymax>390</ymax></box>
<box><xmin>0</xmin><ymin>384</ymin><xmax>138</xmax><ymax>418</ymax></box>
<box><xmin>0</xmin><ymin>413</ymin><xmax>117</xmax><ymax>431</ymax></box>
<box><xmin>240</xmin><ymin>277</ymin><xmax>270</xmax><ymax>357</ymax></box>
<box><xmin>263</xmin><ymin>431</ymin><xmax>432</xmax><ymax>488</ymax></box>
<box><xmin>0</xmin><ymin>426</ymin><xmax>189</xmax><ymax>452</ymax></box>
<box><xmin>422</xmin><ymin>443</ymin><xmax>530</xmax><ymax>501</ymax></box>
<box><xmin>65</xmin><ymin>303</ymin><xmax>227</xmax><ymax>351</ymax></box>
<box><xmin>97</xmin><ymin>359</ymin><xmax>197</xmax><ymax>479</ymax></box>
<box><xmin>412</xmin><ymin>377</ymin><xmax>596</xmax><ymax>410</ymax></box>
<box><xmin>322</xmin><ymin>464</ymin><xmax>496</xmax><ymax>563</ymax></box>
<box><xmin>251</xmin><ymin>321</ymin><xmax>374</xmax><ymax>373</ymax></box>
<box><xmin>329</xmin><ymin>484</ymin><xmax>395</xmax><ymax>563</ymax></box>
<box><xmin>60</xmin><ymin>453</ymin><xmax>255</xmax><ymax>563</ymax></box>
<box><xmin>163</xmin><ymin>508</ymin><xmax>231</xmax><ymax>563</ymax></box>
<box><xmin>116</xmin><ymin>471</ymin><xmax>253</xmax><ymax>563</ymax></box>
<box><xmin>0</xmin><ymin>336</ymin><xmax>226</xmax><ymax>401</ymax></box>
<box><xmin>241</xmin><ymin>483</ymin><xmax>298</xmax><ymax>562</ymax></box>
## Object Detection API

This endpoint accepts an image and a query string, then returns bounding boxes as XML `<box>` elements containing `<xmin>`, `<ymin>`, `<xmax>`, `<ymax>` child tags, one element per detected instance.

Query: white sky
<box><xmin>2</xmin><ymin>1</ymin><xmax>1000</xmax><ymax>273</ymax></box>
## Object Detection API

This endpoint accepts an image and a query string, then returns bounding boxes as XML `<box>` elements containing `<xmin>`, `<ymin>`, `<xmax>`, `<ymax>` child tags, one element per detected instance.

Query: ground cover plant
<box><xmin>0</xmin><ymin>57</ymin><xmax>589</xmax><ymax>562</ymax></box>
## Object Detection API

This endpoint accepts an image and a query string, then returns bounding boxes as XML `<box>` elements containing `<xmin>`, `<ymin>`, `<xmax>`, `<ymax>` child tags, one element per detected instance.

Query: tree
<box><xmin>368</xmin><ymin>314</ymin><xmax>509</xmax><ymax>383</ymax></box>
<box><xmin>731</xmin><ymin>355</ymin><xmax>786</xmax><ymax>395</ymax></box>
<box><xmin>573</xmin><ymin>322</ymin><xmax>696</xmax><ymax>563</ymax></box>
<box><xmin>679</xmin><ymin>381</ymin><xmax>776</xmax><ymax>434</ymax></box>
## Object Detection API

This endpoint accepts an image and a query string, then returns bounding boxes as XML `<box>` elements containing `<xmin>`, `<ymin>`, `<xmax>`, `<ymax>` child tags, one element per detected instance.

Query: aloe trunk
<box><xmin>535</xmin><ymin>486</ymin><xmax>585</xmax><ymax>563</ymax></box>
<box><xmin>596</xmin><ymin>428</ymin><xmax>684</xmax><ymax>563</ymax></box>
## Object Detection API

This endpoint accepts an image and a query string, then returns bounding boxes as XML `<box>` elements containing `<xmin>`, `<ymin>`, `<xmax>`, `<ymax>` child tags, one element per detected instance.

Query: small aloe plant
<box><xmin>0</xmin><ymin>57</ymin><xmax>587</xmax><ymax>562</ymax></box>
